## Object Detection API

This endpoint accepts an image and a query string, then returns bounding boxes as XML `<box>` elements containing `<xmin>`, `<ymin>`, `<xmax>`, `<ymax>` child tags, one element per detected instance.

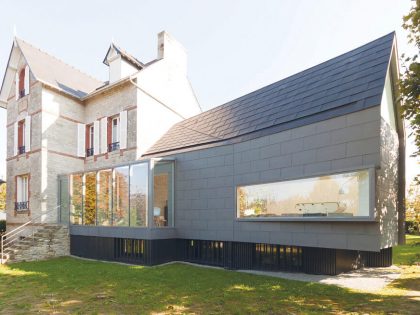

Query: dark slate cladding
<box><xmin>145</xmin><ymin>32</ymin><xmax>394</xmax><ymax>156</ymax></box>
<box><xmin>70</xmin><ymin>236</ymin><xmax>393</xmax><ymax>275</ymax></box>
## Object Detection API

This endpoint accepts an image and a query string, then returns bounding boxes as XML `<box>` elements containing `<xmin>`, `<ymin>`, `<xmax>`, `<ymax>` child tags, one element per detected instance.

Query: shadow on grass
<box><xmin>0</xmin><ymin>257</ymin><xmax>419</xmax><ymax>314</ymax></box>
<box><xmin>390</xmin><ymin>275</ymin><xmax>420</xmax><ymax>292</ymax></box>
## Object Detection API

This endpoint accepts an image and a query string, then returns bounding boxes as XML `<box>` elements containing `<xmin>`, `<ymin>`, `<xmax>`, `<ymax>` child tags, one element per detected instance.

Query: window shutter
<box><xmin>119</xmin><ymin>110</ymin><xmax>127</xmax><ymax>149</ymax></box>
<box><xmin>15</xmin><ymin>72</ymin><xmax>19</xmax><ymax>100</ymax></box>
<box><xmin>24</xmin><ymin>65</ymin><xmax>30</xmax><ymax>95</ymax></box>
<box><xmin>16</xmin><ymin>177</ymin><xmax>22</xmax><ymax>202</ymax></box>
<box><xmin>94</xmin><ymin>120</ymin><xmax>100</xmax><ymax>155</ymax></box>
<box><xmin>25</xmin><ymin>116</ymin><xmax>31</xmax><ymax>152</ymax></box>
<box><xmin>13</xmin><ymin>122</ymin><xmax>18</xmax><ymax>156</ymax></box>
<box><xmin>77</xmin><ymin>123</ymin><xmax>86</xmax><ymax>157</ymax></box>
<box><xmin>100</xmin><ymin>117</ymin><xmax>108</xmax><ymax>154</ymax></box>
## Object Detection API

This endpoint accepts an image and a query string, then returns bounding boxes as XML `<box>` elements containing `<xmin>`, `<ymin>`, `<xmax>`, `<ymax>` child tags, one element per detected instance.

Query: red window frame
<box><xmin>19</xmin><ymin>68</ymin><xmax>25</xmax><ymax>96</ymax></box>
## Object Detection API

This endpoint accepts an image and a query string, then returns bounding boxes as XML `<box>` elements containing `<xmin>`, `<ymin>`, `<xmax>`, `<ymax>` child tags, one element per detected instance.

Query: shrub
<box><xmin>0</xmin><ymin>220</ymin><xmax>5</xmax><ymax>234</ymax></box>
<box><xmin>406</xmin><ymin>220</ymin><xmax>419</xmax><ymax>235</ymax></box>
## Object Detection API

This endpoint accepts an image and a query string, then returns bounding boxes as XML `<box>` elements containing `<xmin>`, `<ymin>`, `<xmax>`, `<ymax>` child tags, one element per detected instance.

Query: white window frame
<box><xmin>112</xmin><ymin>116</ymin><xmax>120</xmax><ymax>143</ymax></box>
<box><xmin>89</xmin><ymin>125</ymin><xmax>94</xmax><ymax>149</ymax></box>
<box><xmin>17</xmin><ymin>175</ymin><xmax>29</xmax><ymax>204</ymax></box>
<box><xmin>21</xmin><ymin>121</ymin><xmax>26</xmax><ymax>147</ymax></box>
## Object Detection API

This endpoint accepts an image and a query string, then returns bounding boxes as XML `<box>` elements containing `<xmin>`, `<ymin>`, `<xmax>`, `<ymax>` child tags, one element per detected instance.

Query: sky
<box><xmin>0</xmin><ymin>0</ymin><xmax>417</xmax><ymax>184</ymax></box>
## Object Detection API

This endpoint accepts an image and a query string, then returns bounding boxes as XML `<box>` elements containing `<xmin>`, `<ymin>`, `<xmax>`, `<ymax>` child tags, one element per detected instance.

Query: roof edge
<box><xmin>143</xmin><ymin>101</ymin><xmax>382</xmax><ymax>157</ymax></box>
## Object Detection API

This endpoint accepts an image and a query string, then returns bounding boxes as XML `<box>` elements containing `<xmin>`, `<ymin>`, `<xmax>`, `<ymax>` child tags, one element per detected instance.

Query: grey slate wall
<box><xmin>173</xmin><ymin>107</ymin><xmax>383</xmax><ymax>251</ymax></box>
<box><xmin>377</xmin><ymin>119</ymin><xmax>399</xmax><ymax>249</ymax></box>
<box><xmin>70</xmin><ymin>106</ymin><xmax>398</xmax><ymax>252</ymax></box>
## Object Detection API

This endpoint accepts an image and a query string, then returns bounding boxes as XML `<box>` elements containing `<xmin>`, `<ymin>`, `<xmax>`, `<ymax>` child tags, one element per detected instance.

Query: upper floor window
<box><xmin>14</xmin><ymin>116</ymin><xmax>30</xmax><ymax>156</ymax></box>
<box><xmin>15</xmin><ymin>66</ymin><xmax>29</xmax><ymax>100</ymax></box>
<box><xmin>18</xmin><ymin>120</ymin><xmax>26</xmax><ymax>154</ymax></box>
<box><xmin>86</xmin><ymin>124</ymin><xmax>94</xmax><ymax>157</ymax></box>
<box><xmin>15</xmin><ymin>174</ymin><xmax>29</xmax><ymax>211</ymax></box>
<box><xmin>108</xmin><ymin>116</ymin><xmax>120</xmax><ymax>152</ymax></box>
<box><xmin>76</xmin><ymin>111</ymin><xmax>127</xmax><ymax>158</ymax></box>
<box><xmin>19</xmin><ymin>69</ymin><xmax>25</xmax><ymax>97</ymax></box>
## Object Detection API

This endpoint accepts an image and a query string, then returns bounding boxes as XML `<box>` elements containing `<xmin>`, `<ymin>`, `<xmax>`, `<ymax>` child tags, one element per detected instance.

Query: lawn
<box><xmin>393</xmin><ymin>234</ymin><xmax>420</xmax><ymax>265</ymax></box>
<box><xmin>0</xmin><ymin>254</ymin><xmax>419</xmax><ymax>315</ymax></box>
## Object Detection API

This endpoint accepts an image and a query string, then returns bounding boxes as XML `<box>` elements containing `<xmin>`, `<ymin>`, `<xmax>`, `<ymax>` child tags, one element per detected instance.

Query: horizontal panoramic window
<box><xmin>237</xmin><ymin>169</ymin><xmax>372</xmax><ymax>219</ymax></box>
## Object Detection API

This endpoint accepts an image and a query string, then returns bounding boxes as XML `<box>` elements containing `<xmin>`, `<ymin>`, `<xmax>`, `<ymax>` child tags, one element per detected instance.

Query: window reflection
<box><xmin>97</xmin><ymin>169</ymin><xmax>112</xmax><ymax>226</ymax></box>
<box><xmin>84</xmin><ymin>172</ymin><xmax>97</xmax><ymax>225</ymax></box>
<box><xmin>237</xmin><ymin>170</ymin><xmax>370</xmax><ymax>218</ymax></box>
<box><xmin>153</xmin><ymin>162</ymin><xmax>174</xmax><ymax>227</ymax></box>
<box><xmin>130</xmin><ymin>164</ymin><xmax>148</xmax><ymax>227</ymax></box>
<box><xmin>70</xmin><ymin>173</ymin><xmax>83</xmax><ymax>225</ymax></box>
<box><xmin>113</xmin><ymin>166</ymin><xmax>129</xmax><ymax>226</ymax></box>
<box><xmin>68</xmin><ymin>160</ymin><xmax>174</xmax><ymax>227</ymax></box>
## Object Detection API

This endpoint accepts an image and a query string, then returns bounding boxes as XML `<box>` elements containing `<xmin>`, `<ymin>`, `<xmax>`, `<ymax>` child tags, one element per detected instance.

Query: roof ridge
<box><xmin>15</xmin><ymin>37</ymin><xmax>103</xmax><ymax>84</ymax></box>
<box><xmin>110</xmin><ymin>42</ymin><xmax>144</xmax><ymax>67</ymax></box>
<box><xmin>184</xmin><ymin>32</ymin><xmax>395</xmax><ymax>122</ymax></box>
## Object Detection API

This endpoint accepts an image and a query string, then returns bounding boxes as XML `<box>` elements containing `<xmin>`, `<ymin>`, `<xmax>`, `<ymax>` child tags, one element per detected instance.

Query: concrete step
<box><xmin>2</xmin><ymin>225</ymin><xmax>70</xmax><ymax>264</ymax></box>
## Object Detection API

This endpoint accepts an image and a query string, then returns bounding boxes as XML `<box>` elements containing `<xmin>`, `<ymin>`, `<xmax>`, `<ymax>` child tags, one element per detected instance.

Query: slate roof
<box><xmin>16</xmin><ymin>38</ymin><xmax>104</xmax><ymax>98</ymax></box>
<box><xmin>103</xmin><ymin>43</ymin><xmax>144</xmax><ymax>69</ymax></box>
<box><xmin>145</xmin><ymin>32</ymin><xmax>395</xmax><ymax>156</ymax></box>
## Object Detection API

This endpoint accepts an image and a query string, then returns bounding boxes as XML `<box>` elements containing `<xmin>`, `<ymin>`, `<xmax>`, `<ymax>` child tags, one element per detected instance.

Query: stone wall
<box><xmin>84</xmin><ymin>82</ymin><xmax>138</xmax><ymax>171</ymax></box>
<box><xmin>6</xmin><ymin>53</ymin><xmax>43</xmax><ymax>226</ymax></box>
<box><xmin>7</xmin><ymin>225</ymin><xmax>70</xmax><ymax>263</ymax></box>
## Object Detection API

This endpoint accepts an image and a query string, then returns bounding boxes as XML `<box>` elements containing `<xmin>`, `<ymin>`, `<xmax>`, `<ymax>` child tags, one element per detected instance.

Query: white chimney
<box><xmin>157</xmin><ymin>31</ymin><xmax>187</xmax><ymax>76</ymax></box>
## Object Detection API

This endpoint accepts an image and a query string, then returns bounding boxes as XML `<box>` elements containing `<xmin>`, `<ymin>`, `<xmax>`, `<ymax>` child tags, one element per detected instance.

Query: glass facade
<box><xmin>66</xmin><ymin>160</ymin><xmax>173</xmax><ymax>228</ymax></box>
<box><xmin>237</xmin><ymin>170</ymin><xmax>371</xmax><ymax>219</ymax></box>
<box><xmin>130</xmin><ymin>163</ymin><xmax>148</xmax><ymax>227</ymax></box>
<box><xmin>97</xmin><ymin>169</ymin><xmax>112</xmax><ymax>226</ymax></box>
<box><xmin>84</xmin><ymin>172</ymin><xmax>97</xmax><ymax>225</ymax></box>
<box><xmin>153</xmin><ymin>162</ymin><xmax>174</xmax><ymax>227</ymax></box>
<box><xmin>69</xmin><ymin>173</ymin><xmax>83</xmax><ymax>225</ymax></box>
<box><xmin>113</xmin><ymin>166</ymin><xmax>129</xmax><ymax>226</ymax></box>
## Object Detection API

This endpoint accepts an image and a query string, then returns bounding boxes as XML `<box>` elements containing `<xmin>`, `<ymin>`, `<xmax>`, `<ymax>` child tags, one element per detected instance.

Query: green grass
<box><xmin>0</xmin><ymin>257</ymin><xmax>419</xmax><ymax>314</ymax></box>
<box><xmin>393</xmin><ymin>234</ymin><xmax>420</xmax><ymax>265</ymax></box>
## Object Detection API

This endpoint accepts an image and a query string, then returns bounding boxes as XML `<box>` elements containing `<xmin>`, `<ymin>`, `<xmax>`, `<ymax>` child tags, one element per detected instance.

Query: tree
<box><xmin>406</xmin><ymin>181</ymin><xmax>420</xmax><ymax>233</ymax></box>
<box><xmin>0</xmin><ymin>184</ymin><xmax>5</xmax><ymax>211</ymax></box>
<box><xmin>400</xmin><ymin>0</ymin><xmax>420</xmax><ymax>178</ymax></box>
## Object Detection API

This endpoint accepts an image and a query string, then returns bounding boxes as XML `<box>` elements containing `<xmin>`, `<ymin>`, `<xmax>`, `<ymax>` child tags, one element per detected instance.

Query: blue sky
<box><xmin>0</xmin><ymin>0</ymin><xmax>417</xmax><ymax>183</ymax></box>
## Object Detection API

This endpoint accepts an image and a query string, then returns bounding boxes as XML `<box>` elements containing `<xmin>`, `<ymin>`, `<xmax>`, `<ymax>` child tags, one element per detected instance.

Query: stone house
<box><xmin>0</xmin><ymin>32</ymin><xmax>405</xmax><ymax>274</ymax></box>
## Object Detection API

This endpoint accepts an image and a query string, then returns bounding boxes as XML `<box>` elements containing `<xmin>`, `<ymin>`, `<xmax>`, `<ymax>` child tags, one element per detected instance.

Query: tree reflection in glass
<box><xmin>83</xmin><ymin>172</ymin><xmax>97</xmax><ymax>225</ymax></box>
<box><xmin>70</xmin><ymin>173</ymin><xmax>83</xmax><ymax>225</ymax></box>
<box><xmin>130</xmin><ymin>163</ymin><xmax>148</xmax><ymax>227</ymax></box>
<box><xmin>113</xmin><ymin>166</ymin><xmax>129</xmax><ymax>226</ymax></box>
<box><xmin>97</xmin><ymin>169</ymin><xmax>112</xmax><ymax>226</ymax></box>
<box><xmin>237</xmin><ymin>170</ymin><xmax>370</xmax><ymax>218</ymax></box>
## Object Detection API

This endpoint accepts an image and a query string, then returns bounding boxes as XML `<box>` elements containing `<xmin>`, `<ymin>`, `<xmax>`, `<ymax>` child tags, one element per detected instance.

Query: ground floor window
<box><xmin>130</xmin><ymin>163</ymin><xmax>148</xmax><ymax>227</ymax></box>
<box><xmin>70</xmin><ymin>173</ymin><xmax>83</xmax><ymax>224</ymax></box>
<box><xmin>237</xmin><ymin>169</ymin><xmax>372</xmax><ymax>219</ymax></box>
<box><xmin>153</xmin><ymin>162</ymin><xmax>174</xmax><ymax>227</ymax></box>
<box><xmin>113</xmin><ymin>166</ymin><xmax>129</xmax><ymax>226</ymax></box>
<box><xmin>15</xmin><ymin>174</ymin><xmax>29</xmax><ymax>211</ymax></box>
<box><xmin>97</xmin><ymin>169</ymin><xmax>112</xmax><ymax>226</ymax></box>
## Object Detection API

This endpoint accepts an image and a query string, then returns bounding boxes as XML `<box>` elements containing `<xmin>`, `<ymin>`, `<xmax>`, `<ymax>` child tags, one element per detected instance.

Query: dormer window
<box><xmin>19</xmin><ymin>69</ymin><xmax>25</xmax><ymax>97</ymax></box>
<box><xmin>15</xmin><ymin>65</ymin><xmax>30</xmax><ymax>100</ymax></box>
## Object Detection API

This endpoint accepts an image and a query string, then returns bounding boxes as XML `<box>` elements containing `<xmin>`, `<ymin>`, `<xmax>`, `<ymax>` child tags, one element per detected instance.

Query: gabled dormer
<box><xmin>0</xmin><ymin>38</ymin><xmax>30</xmax><ymax>108</ymax></box>
<box><xmin>103</xmin><ymin>43</ymin><xmax>144</xmax><ymax>84</ymax></box>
